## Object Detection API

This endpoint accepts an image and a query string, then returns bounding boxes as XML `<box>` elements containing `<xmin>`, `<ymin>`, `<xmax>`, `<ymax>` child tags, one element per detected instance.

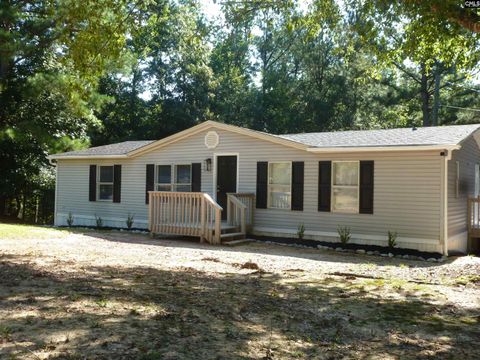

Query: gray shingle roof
<box><xmin>277</xmin><ymin>124</ymin><xmax>480</xmax><ymax>148</ymax></box>
<box><xmin>51</xmin><ymin>123</ymin><xmax>480</xmax><ymax>159</ymax></box>
<box><xmin>52</xmin><ymin>140</ymin><xmax>154</xmax><ymax>157</ymax></box>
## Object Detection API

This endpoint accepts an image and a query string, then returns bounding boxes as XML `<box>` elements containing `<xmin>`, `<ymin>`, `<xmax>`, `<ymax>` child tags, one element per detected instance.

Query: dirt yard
<box><xmin>0</xmin><ymin>224</ymin><xmax>479</xmax><ymax>359</ymax></box>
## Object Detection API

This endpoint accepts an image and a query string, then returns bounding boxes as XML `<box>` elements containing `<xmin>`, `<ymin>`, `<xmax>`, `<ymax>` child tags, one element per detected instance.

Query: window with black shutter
<box><xmin>256</xmin><ymin>162</ymin><xmax>268</xmax><ymax>209</ymax></box>
<box><xmin>291</xmin><ymin>162</ymin><xmax>304</xmax><ymax>211</ymax></box>
<box><xmin>113</xmin><ymin>165</ymin><xmax>122</xmax><ymax>203</ymax></box>
<box><xmin>145</xmin><ymin>164</ymin><xmax>155</xmax><ymax>204</ymax></box>
<box><xmin>359</xmin><ymin>161</ymin><xmax>374</xmax><ymax>214</ymax></box>
<box><xmin>89</xmin><ymin>165</ymin><xmax>97</xmax><ymax>202</ymax></box>
<box><xmin>318</xmin><ymin>161</ymin><xmax>331</xmax><ymax>211</ymax></box>
<box><xmin>192</xmin><ymin>163</ymin><xmax>201</xmax><ymax>192</ymax></box>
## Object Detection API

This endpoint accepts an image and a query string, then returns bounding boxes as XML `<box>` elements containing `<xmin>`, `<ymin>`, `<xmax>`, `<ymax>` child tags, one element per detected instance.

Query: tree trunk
<box><xmin>0</xmin><ymin>195</ymin><xmax>5</xmax><ymax>216</ymax></box>
<box><xmin>35</xmin><ymin>196</ymin><xmax>39</xmax><ymax>224</ymax></box>
<box><xmin>420</xmin><ymin>63</ymin><xmax>430</xmax><ymax>127</ymax></box>
<box><xmin>130</xmin><ymin>65</ymin><xmax>139</xmax><ymax>130</ymax></box>
<box><xmin>431</xmin><ymin>62</ymin><xmax>441</xmax><ymax>126</ymax></box>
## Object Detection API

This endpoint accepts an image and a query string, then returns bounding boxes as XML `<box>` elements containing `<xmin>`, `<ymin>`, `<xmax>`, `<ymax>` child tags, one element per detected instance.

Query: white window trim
<box><xmin>267</xmin><ymin>161</ymin><xmax>292</xmax><ymax>210</ymax></box>
<box><xmin>331</xmin><ymin>160</ymin><xmax>360</xmax><ymax>214</ymax></box>
<box><xmin>155</xmin><ymin>164</ymin><xmax>192</xmax><ymax>192</ymax></box>
<box><xmin>97</xmin><ymin>165</ymin><xmax>114</xmax><ymax>202</ymax></box>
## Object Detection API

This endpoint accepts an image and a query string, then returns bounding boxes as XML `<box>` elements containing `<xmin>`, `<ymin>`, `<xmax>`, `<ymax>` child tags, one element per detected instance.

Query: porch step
<box><xmin>220</xmin><ymin>232</ymin><xmax>245</xmax><ymax>241</ymax></box>
<box><xmin>220</xmin><ymin>225</ymin><xmax>240</xmax><ymax>234</ymax></box>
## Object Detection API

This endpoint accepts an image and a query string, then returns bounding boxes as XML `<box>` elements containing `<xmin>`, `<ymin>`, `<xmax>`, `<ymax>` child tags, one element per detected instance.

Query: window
<box><xmin>157</xmin><ymin>165</ymin><xmax>172</xmax><ymax>191</ymax></box>
<box><xmin>331</xmin><ymin>161</ymin><xmax>359</xmax><ymax>213</ymax></box>
<box><xmin>175</xmin><ymin>165</ymin><xmax>192</xmax><ymax>192</ymax></box>
<box><xmin>268</xmin><ymin>162</ymin><xmax>291</xmax><ymax>209</ymax></box>
<box><xmin>98</xmin><ymin>166</ymin><xmax>114</xmax><ymax>201</ymax></box>
<box><xmin>156</xmin><ymin>164</ymin><xmax>191</xmax><ymax>192</ymax></box>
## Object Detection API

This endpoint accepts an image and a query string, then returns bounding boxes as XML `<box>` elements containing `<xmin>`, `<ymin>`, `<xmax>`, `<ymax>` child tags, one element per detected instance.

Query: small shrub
<box><xmin>240</xmin><ymin>261</ymin><xmax>260</xmax><ymax>270</ymax></box>
<box><xmin>0</xmin><ymin>325</ymin><xmax>12</xmax><ymax>341</ymax></box>
<box><xmin>66</xmin><ymin>212</ymin><xmax>74</xmax><ymax>227</ymax></box>
<box><xmin>126</xmin><ymin>214</ymin><xmax>134</xmax><ymax>229</ymax></box>
<box><xmin>337</xmin><ymin>226</ymin><xmax>351</xmax><ymax>244</ymax></box>
<box><xmin>95</xmin><ymin>298</ymin><xmax>108</xmax><ymax>308</ymax></box>
<box><xmin>297</xmin><ymin>223</ymin><xmax>305</xmax><ymax>240</ymax></box>
<box><xmin>95</xmin><ymin>215</ymin><xmax>103</xmax><ymax>229</ymax></box>
<box><xmin>388</xmin><ymin>231</ymin><xmax>398</xmax><ymax>248</ymax></box>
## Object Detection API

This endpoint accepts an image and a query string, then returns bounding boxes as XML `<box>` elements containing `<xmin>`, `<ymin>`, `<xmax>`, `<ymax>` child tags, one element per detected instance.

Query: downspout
<box><xmin>49</xmin><ymin>158</ymin><xmax>58</xmax><ymax>226</ymax></box>
<box><xmin>442</xmin><ymin>150</ymin><xmax>452</xmax><ymax>256</ymax></box>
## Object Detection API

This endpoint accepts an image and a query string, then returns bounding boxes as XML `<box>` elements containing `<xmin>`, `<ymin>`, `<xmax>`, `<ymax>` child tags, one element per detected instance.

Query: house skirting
<box><xmin>252</xmin><ymin>226</ymin><xmax>443</xmax><ymax>254</ymax></box>
<box><xmin>447</xmin><ymin>231</ymin><xmax>468</xmax><ymax>254</ymax></box>
<box><xmin>56</xmin><ymin>212</ymin><xmax>443</xmax><ymax>253</ymax></box>
<box><xmin>56</xmin><ymin>213</ymin><xmax>148</xmax><ymax>229</ymax></box>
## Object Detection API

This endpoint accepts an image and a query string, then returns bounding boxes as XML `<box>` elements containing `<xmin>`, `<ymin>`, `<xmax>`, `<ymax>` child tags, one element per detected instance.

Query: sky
<box><xmin>201</xmin><ymin>0</ymin><xmax>223</xmax><ymax>21</ymax></box>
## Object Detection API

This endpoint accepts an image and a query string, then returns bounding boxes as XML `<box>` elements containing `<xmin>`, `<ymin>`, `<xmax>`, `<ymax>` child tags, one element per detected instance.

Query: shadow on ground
<box><xmin>0</xmin><ymin>253</ymin><xmax>478</xmax><ymax>359</ymax></box>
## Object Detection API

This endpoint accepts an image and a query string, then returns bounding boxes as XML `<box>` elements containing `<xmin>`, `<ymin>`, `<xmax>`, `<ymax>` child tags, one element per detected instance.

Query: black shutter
<box><xmin>89</xmin><ymin>165</ymin><xmax>97</xmax><ymax>202</ymax></box>
<box><xmin>113</xmin><ymin>165</ymin><xmax>122</xmax><ymax>203</ymax></box>
<box><xmin>146</xmin><ymin>164</ymin><xmax>155</xmax><ymax>204</ymax></box>
<box><xmin>256</xmin><ymin>162</ymin><xmax>268</xmax><ymax>209</ymax></box>
<box><xmin>192</xmin><ymin>163</ymin><xmax>201</xmax><ymax>192</ymax></box>
<box><xmin>291</xmin><ymin>162</ymin><xmax>304</xmax><ymax>211</ymax></box>
<box><xmin>318</xmin><ymin>161</ymin><xmax>331</xmax><ymax>212</ymax></box>
<box><xmin>359</xmin><ymin>161</ymin><xmax>374</xmax><ymax>214</ymax></box>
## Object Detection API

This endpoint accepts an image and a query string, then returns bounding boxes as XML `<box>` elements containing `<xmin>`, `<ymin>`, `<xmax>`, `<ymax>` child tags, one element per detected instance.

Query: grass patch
<box><xmin>0</xmin><ymin>223</ymin><xmax>71</xmax><ymax>240</ymax></box>
<box><xmin>453</xmin><ymin>275</ymin><xmax>480</xmax><ymax>286</ymax></box>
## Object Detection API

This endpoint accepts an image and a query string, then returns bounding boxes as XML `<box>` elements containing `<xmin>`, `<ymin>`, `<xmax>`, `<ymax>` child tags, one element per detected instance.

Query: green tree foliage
<box><xmin>0</xmin><ymin>0</ymin><xmax>143</xmax><ymax>218</ymax></box>
<box><xmin>1</xmin><ymin>0</ymin><xmax>479</xmax><ymax>222</ymax></box>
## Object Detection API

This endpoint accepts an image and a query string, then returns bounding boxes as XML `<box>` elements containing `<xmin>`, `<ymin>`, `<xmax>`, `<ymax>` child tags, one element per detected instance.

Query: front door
<box><xmin>216</xmin><ymin>155</ymin><xmax>237</xmax><ymax>220</ymax></box>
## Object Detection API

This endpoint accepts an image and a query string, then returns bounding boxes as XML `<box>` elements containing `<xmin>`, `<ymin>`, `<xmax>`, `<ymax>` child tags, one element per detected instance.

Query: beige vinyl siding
<box><xmin>56</xmin><ymin>126</ymin><xmax>444</xmax><ymax>251</ymax></box>
<box><xmin>447</xmin><ymin>135</ymin><xmax>480</xmax><ymax>252</ymax></box>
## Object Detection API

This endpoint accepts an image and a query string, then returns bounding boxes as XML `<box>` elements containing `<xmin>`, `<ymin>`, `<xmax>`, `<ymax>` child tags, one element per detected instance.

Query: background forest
<box><xmin>1</xmin><ymin>0</ymin><xmax>480</xmax><ymax>223</ymax></box>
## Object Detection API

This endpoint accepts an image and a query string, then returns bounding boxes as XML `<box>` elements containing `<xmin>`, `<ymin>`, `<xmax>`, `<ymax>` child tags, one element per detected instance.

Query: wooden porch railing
<box><xmin>148</xmin><ymin>192</ymin><xmax>222</xmax><ymax>244</ymax></box>
<box><xmin>227</xmin><ymin>193</ymin><xmax>255</xmax><ymax>233</ymax></box>
<box><xmin>467</xmin><ymin>197</ymin><xmax>480</xmax><ymax>251</ymax></box>
<box><xmin>202</xmin><ymin>193</ymin><xmax>222</xmax><ymax>244</ymax></box>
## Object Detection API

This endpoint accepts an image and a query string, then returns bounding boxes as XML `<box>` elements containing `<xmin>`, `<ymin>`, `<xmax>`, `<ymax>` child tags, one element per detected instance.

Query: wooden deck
<box><xmin>467</xmin><ymin>197</ymin><xmax>480</xmax><ymax>252</ymax></box>
<box><xmin>148</xmin><ymin>191</ymin><xmax>255</xmax><ymax>244</ymax></box>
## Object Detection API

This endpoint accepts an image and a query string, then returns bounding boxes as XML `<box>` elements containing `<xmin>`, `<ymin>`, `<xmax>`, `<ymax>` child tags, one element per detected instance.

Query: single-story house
<box><xmin>48</xmin><ymin>120</ymin><xmax>480</xmax><ymax>255</ymax></box>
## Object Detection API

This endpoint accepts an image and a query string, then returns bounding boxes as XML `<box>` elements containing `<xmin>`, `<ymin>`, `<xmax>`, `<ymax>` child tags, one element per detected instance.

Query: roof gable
<box><xmin>127</xmin><ymin>121</ymin><xmax>308</xmax><ymax>157</ymax></box>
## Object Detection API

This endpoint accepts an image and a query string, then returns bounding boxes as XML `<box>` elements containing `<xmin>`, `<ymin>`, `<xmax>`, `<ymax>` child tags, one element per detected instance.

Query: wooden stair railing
<box><xmin>227</xmin><ymin>193</ymin><xmax>255</xmax><ymax>233</ymax></box>
<box><xmin>467</xmin><ymin>196</ymin><xmax>480</xmax><ymax>252</ymax></box>
<box><xmin>227</xmin><ymin>194</ymin><xmax>247</xmax><ymax>235</ymax></box>
<box><xmin>202</xmin><ymin>193</ymin><xmax>222</xmax><ymax>244</ymax></box>
<box><xmin>148</xmin><ymin>191</ymin><xmax>222</xmax><ymax>244</ymax></box>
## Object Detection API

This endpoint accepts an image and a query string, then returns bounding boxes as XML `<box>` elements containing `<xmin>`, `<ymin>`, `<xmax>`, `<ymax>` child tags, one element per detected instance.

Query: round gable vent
<box><xmin>205</xmin><ymin>131</ymin><xmax>219</xmax><ymax>149</ymax></box>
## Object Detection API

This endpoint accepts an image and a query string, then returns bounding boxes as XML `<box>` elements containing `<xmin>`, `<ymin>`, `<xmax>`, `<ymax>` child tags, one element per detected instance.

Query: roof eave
<box><xmin>306</xmin><ymin>144</ymin><xmax>461</xmax><ymax>153</ymax></box>
<box><xmin>47</xmin><ymin>154</ymin><xmax>129</xmax><ymax>160</ymax></box>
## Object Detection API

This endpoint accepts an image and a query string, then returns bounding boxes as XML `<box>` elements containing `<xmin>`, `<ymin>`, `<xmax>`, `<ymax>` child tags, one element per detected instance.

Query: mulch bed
<box><xmin>251</xmin><ymin>235</ymin><xmax>443</xmax><ymax>259</ymax></box>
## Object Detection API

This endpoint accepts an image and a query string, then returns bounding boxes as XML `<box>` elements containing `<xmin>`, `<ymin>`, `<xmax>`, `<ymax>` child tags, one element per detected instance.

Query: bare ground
<box><xmin>0</xmin><ymin>225</ymin><xmax>479</xmax><ymax>359</ymax></box>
